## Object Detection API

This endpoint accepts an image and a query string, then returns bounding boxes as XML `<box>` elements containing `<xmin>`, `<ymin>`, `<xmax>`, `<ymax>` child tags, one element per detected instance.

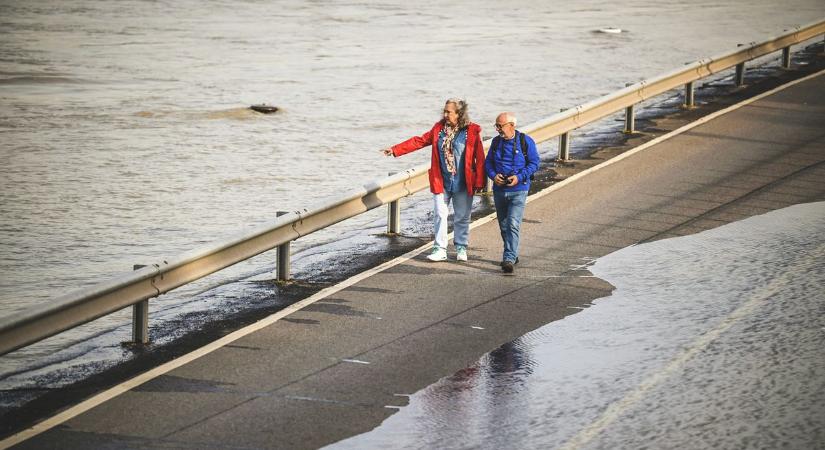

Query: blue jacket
<box><xmin>485</xmin><ymin>131</ymin><xmax>540</xmax><ymax>192</ymax></box>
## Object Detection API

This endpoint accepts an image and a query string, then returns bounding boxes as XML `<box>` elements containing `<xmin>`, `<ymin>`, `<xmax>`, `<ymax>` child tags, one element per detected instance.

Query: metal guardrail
<box><xmin>521</xmin><ymin>20</ymin><xmax>825</xmax><ymax>157</ymax></box>
<box><xmin>0</xmin><ymin>169</ymin><xmax>428</xmax><ymax>355</ymax></box>
<box><xmin>1</xmin><ymin>19</ymin><xmax>823</xmax><ymax>356</ymax></box>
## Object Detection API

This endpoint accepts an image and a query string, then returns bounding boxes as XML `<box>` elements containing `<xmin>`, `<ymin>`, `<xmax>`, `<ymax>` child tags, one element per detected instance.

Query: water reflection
<box><xmin>381</xmin><ymin>339</ymin><xmax>537</xmax><ymax>450</ymax></box>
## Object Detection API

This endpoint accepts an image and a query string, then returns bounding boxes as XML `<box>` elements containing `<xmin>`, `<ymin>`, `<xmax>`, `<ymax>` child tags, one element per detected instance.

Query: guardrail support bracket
<box><xmin>623</xmin><ymin>105</ymin><xmax>636</xmax><ymax>134</ymax></box>
<box><xmin>276</xmin><ymin>211</ymin><xmax>291</xmax><ymax>281</ymax></box>
<box><xmin>558</xmin><ymin>132</ymin><xmax>571</xmax><ymax>162</ymax></box>
<box><xmin>131</xmin><ymin>264</ymin><xmax>149</xmax><ymax>344</ymax></box>
<box><xmin>781</xmin><ymin>47</ymin><xmax>792</xmax><ymax>69</ymax></box>
<box><xmin>683</xmin><ymin>81</ymin><xmax>695</xmax><ymax>109</ymax></box>
<box><xmin>387</xmin><ymin>173</ymin><xmax>402</xmax><ymax>235</ymax></box>
<box><xmin>387</xmin><ymin>200</ymin><xmax>401</xmax><ymax>234</ymax></box>
<box><xmin>132</xmin><ymin>300</ymin><xmax>149</xmax><ymax>344</ymax></box>
<box><xmin>735</xmin><ymin>62</ymin><xmax>746</xmax><ymax>87</ymax></box>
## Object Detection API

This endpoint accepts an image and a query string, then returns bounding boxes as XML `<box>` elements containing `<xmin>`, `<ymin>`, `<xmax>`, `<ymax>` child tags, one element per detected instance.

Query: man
<box><xmin>485</xmin><ymin>112</ymin><xmax>540</xmax><ymax>273</ymax></box>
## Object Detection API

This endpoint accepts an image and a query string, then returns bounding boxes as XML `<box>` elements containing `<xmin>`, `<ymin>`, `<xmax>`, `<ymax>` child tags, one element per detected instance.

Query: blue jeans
<box><xmin>433</xmin><ymin>191</ymin><xmax>473</xmax><ymax>249</ymax></box>
<box><xmin>493</xmin><ymin>190</ymin><xmax>528</xmax><ymax>262</ymax></box>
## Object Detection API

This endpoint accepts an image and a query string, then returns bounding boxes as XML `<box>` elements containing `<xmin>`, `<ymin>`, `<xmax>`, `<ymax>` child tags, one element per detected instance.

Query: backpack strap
<box><xmin>508</xmin><ymin>132</ymin><xmax>520</xmax><ymax>167</ymax></box>
<box><xmin>518</xmin><ymin>132</ymin><xmax>535</xmax><ymax>181</ymax></box>
<box><xmin>519</xmin><ymin>132</ymin><xmax>527</xmax><ymax>160</ymax></box>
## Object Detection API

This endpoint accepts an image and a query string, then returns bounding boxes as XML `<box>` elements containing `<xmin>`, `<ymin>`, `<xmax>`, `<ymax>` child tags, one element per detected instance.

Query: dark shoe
<box><xmin>500</xmin><ymin>257</ymin><xmax>519</xmax><ymax>267</ymax></box>
<box><xmin>502</xmin><ymin>261</ymin><xmax>514</xmax><ymax>273</ymax></box>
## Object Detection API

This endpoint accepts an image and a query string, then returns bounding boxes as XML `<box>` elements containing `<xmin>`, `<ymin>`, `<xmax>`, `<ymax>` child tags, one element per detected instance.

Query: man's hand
<box><xmin>506</xmin><ymin>175</ymin><xmax>519</xmax><ymax>187</ymax></box>
<box><xmin>494</xmin><ymin>174</ymin><xmax>507</xmax><ymax>186</ymax></box>
<box><xmin>380</xmin><ymin>148</ymin><xmax>393</xmax><ymax>156</ymax></box>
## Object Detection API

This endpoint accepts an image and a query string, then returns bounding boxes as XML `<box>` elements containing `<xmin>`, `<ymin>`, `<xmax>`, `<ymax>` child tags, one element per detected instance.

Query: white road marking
<box><xmin>341</xmin><ymin>359</ymin><xmax>371</xmax><ymax>365</ymax></box>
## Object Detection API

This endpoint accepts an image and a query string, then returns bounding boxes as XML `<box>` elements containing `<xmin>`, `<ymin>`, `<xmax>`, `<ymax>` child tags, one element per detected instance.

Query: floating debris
<box><xmin>598</xmin><ymin>27</ymin><xmax>623</xmax><ymax>34</ymax></box>
<box><xmin>250</xmin><ymin>103</ymin><xmax>279</xmax><ymax>114</ymax></box>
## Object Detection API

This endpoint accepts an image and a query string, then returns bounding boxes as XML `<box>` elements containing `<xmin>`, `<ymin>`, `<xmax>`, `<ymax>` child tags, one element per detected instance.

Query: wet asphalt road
<box><xmin>6</xmin><ymin>71</ymin><xmax>825</xmax><ymax>449</ymax></box>
<box><xmin>328</xmin><ymin>202</ymin><xmax>824</xmax><ymax>450</ymax></box>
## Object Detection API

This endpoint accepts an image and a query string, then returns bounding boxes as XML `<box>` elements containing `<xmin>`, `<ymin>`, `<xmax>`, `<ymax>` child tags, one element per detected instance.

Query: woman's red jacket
<box><xmin>390</xmin><ymin>121</ymin><xmax>486</xmax><ymax>196</ymax></box>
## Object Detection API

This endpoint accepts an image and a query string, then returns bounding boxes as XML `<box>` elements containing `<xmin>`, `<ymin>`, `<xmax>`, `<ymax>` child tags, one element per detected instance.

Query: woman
<box><xmin>381</xmin><ymin>98</ymin><xmax>486</xmax><ymax>262</ymax></box>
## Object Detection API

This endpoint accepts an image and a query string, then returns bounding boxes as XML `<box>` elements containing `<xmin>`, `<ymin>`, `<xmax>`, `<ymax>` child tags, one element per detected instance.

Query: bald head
<box><xmin>496</xmin><ymin>112</ymin><xmax>517</xmax><ymax>126</ymax></box>
<box><xmin>495</xmin><ymin>112</ymin><xmax>517</xmax><ymax>138</ymax></box>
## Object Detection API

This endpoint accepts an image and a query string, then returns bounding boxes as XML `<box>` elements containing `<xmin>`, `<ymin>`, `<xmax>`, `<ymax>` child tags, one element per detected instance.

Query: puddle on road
<box><xmin>327</xmin><ymin>201</ymin><xmax>825</xmax><ymax>450</ymax></box>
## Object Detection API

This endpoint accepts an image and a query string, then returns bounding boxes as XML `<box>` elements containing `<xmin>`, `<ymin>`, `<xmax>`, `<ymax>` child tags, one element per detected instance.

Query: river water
<box><xmin>328</xmin><ymin>201</ymin><xmax>825</xmax><ymax>450</ymax></box>
<box><xmin>1</xmin><ymin>0</ymin><xmax>823</xmax><ymax>396</ymax></box>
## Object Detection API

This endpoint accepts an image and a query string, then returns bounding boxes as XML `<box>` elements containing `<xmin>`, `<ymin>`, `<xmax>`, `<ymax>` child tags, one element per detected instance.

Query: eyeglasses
<box><xmin>495</xmin><ymin>122</ymin><xmax>513</xmax><ymax>130</ymax></box>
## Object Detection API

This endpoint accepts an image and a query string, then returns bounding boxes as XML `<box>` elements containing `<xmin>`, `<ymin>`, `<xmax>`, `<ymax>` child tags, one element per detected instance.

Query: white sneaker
<box><xmin>426</xmin><ymin>247</ymin><xmax>447</xmax><ymax>261</ymax></box>
<box><xmin>456</xmin><ymin>246</ymin><xmax>468</xmax><ymax>261</ymax></box>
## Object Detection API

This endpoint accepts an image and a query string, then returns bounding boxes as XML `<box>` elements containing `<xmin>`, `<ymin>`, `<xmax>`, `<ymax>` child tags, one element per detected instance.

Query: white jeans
<box><xmin>432</xmin><ymin>191</ymin><xmax>473</xmax><ymax>250</ymax></box>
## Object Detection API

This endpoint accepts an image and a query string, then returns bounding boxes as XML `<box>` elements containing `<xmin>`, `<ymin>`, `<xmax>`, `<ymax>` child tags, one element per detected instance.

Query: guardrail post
<box><xmin>557</xmin><ymin>108</ymin><xmax>571</xmax><ymax>161</ymax></box>
<box><xmin>735</xmin><ymin>62</ymin><xmax>746</xmax><ymax>86</ymax></box>
<box><xmin>558</xmin><ymin>132</ymin><xmax>570</xmax><ymax>161</ymax></box>
<box><xmin>781</xmin><ymin>47</ymin><xmax>791</xmax><ymax>69</ymax></box>
<box><xmin>132</xmin><ymin>264</ymin><xmax>149</xmax><ymax>344</ymax></box>
<box><xmin>387</xmin><ymin>172</ymin><xmax>401</xmax><ymax>234</ymax></box>
<box><xmin>276</xmin><ymin>211</ymin><xmax>290</xmax><ymax>281</ymax></box>
<box><xmin>623</xmin><ymin>104</ymin><xmax>635</xmax><ymax>134</ymax></box>
<box><xmin>684</xmin><ymin>81</ymin><xmax>695</xmax><ymax>109</ymax></box>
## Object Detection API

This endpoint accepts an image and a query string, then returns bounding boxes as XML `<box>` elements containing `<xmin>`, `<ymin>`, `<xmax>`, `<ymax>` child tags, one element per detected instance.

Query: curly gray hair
<box><xmin>443</xmin><ymin>98</ymin><xmax>471</xmax><ymax>129</ymax></box>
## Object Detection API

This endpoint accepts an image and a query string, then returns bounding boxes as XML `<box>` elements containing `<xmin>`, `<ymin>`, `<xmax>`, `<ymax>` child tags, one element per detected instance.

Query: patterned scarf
<box><xmin>442</xmin><ymin>124</ymin><xmax>458</xmax><ymax>175</ymax></box>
